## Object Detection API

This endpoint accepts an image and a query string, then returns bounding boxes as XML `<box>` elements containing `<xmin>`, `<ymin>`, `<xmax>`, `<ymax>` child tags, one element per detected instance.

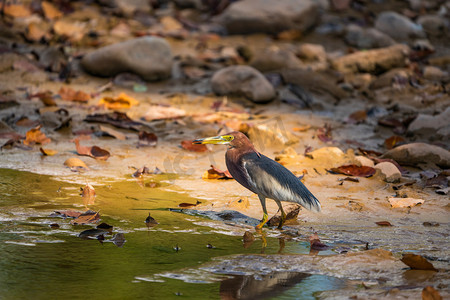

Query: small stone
<box><xmin>297</xmin><ymin>43</ymin><xmax>327</xmax><ymax>62</ymax></box>
<box><xmin>375</xmin><ymin>162</ymin><xmax>402</xmax><ymax>183</ymax></box>
<box><xmin>355</xmin><ymin>156</ymin><xmax>375</xmax><ymax>167</ymax></box>
<box><xmin>250</xmin><ymin>47</ymin><xmax>304</xmax><ymax>72</ymax></box>
<box><xmin>345</xmin><ymin>24</ymin><xmax>395</xmax><ymax>49</ymax></box>
<box><xmin>81</xmin><ymin>37</ymin><xmax>173</xmax><ymax>81</ymax></box>
<box><xmin>382</xmin><ymin>143</ymin><xmax>450</xmax><ymax>169</ymax></box>
<box><xmin>389</xmin><ymin>197</ymin><xmax>424</xmax><ymax>208</ymax></box>
<box><xmin>211</xmin><ymin>65</ymin><xmax>276</xmax><ymax>103</ymax></box>
<box><xmin>375</xmin><ymin>11</ymin><xmax>426</xmax><ymax>41</ymax></box>
<box><xmin>331</xmin><ymin>44</ymin><xmax>410</xmax><ymax>74</ymax></box>
<box><xmin>417</xmin><ymin>15</ymin><xmax>447</xmax><ymax>36</ymax></box>
<box><xmin>423</xmin><ymin>66</ymin><xmax>449</xmax><ymax>81</ymax></box>
<box><xmin>408</xmin><ymin>106</ymin><xmax>450</xmax><ymax>139</ymax></box>
<box><xmin>217</xmin><ymin>0</ymin><xmax>319</xmax><ymax>35</ymax></box>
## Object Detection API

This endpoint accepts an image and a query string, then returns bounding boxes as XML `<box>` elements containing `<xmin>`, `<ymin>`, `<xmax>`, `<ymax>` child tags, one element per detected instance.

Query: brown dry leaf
<box><xmin>71</xmin><ymin>210</ymin><xmax>100</xmax><ymax>225</ymax></box>
<box><xmin>389</xmin><ymin>197</ymin><xmax>424</xmax><ymax>208</ymax></box>
<box><xmin>98</xmin><ymin>93</ymin><xmax>139</xmax><ymax>110</ymax></box>
<box><xmin>181</xmin><ymin>140</ymin><xmax>207</xmax><ymax>152</ymax></box>
<box><xmin>64</xmin><ymin>157</ymin><xmax>89</xmax><ymax>171</ymax></box>
<box><xmin>16</xmin><ymin>117</ymin><xmax>40</xmax><ymax>127</ymax></box>
<box><xmin>74</xmin><ymin>139</ymin><xmax>110</xmax><ymax>160</ymax></box>
<box><xmin>329</xmin><ymin>165</ymin><xmax>376</xmax><ymax>177</ymax></box>
<box><xmin>99</xmin><ymin>125</ymin><xmax>126</xmax><ymax>140</ymax></box>
<box><xmin>41</xmin><ymin>1</ymin><xmax>63</xmax><ymax>19</ymax></box>
<box><xmin>85</xmin><ymin>112</ymin><xmax>144</xmax><ymax>131</ymax></box>
<box><xmin>58</xmin><ymin>86</ymin><xmax>91</xmax><ymax>103</ymax></box>
<box><xmin>202</xmin><ymin>165</ymin><xmax>233</xmax><ymax>179</ymax></box>
<box><xmin>384</xmin><ymin>135</ymin><xmax>406</xmax><ymax>149</ymax></box>
<box><xmin>138</xmin><ymin>131</ymin><xmax>157</xmax><ymax>147</ymax></box>
<box><xmin>30</xmin><ymin>91</ymin><xmax>56</xmax><ymax>106</ymax></box>
<box><xmin>81</xmin><ymin>183</ymin><xmax>95</xmax><ymax>206</ymax></box>
<box><xmin>39</xmin><ymin>147</ymin><xmax>57</xmax><ymax>156</ymax></box>
<box><xmin>142</xmin><ymin>105</ymin><xmax>186</xmax><ymax>121</ymax></box>
<box><xmin>3</xmin><ymin>3</ymin><xmax>31</xmax><ymax>17</ymax></box>
<box><xmin>422</xmin><ymin>286</ymin><xmax>442</xmax><ymax>300</ymax></box>
<box><xmin>375</xmin><ymin>221</ymin><xmax>392</xmax><ymax>226</ymax></box>
<box><xmin>23</xmin><ymin>125</ymin><xmax>51</xmax><ymax>146</ymax></box>
<box><xmin>308</xmin><ymin>233</ymin><xmax>329</xmax><ymax>250</ymax></box>
<box><xmin>401</xmin><ymin>253</ymin><xmax>437</xmax><ymax>271</ymax></box>
<box><xmin>347</xmin><ymin>110</ymin><xmax>367</xmax><ymax>124</ymax></box>
<box><xmin>316</xmin><ymin>124</ymin><xmax>333</xmax><ymax>143</ymax></box>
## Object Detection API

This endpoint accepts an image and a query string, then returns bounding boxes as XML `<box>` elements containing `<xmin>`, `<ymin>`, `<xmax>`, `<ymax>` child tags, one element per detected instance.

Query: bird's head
<box><xmin>193</xmin><ymin>131</ymin><xmax>253</xmax><ymax>149</ymax></box>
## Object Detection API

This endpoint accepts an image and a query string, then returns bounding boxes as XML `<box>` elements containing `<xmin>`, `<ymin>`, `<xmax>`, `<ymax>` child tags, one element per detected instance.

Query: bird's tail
<box><xmin>292</xmin><ymin>183</ymin><xmax>321</xmax><ymax>212</ymax></box>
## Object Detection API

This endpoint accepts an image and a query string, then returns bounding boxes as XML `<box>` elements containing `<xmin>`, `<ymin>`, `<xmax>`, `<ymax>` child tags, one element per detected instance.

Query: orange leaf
<box><xmin>401</xmin><ymin>254</ymin><xmax>437</xmax><ymax>271</ymax></box>
<box><xmin>59</xmin><ymin>86</ymin><xmax>91</xmax><ymax>103</ymax></box>
<box><xmin>3</xmin><ymin>4</ymin><xmax>31</xmax><ymax>18</ymax></box>
<box><xmin>41</xmin><ymin>1</ymin><xmax>63</xmax><ymax>20</ymax></box>
<box><xmin>202</xmin><ymin>165</ymin><xmax>233</xmax><ymax>179</ymax></box>
<box><xmin>347</xmin><ymin>110</ymin><xmax>367</xmax><ymax>124</ymax></box>
<box><xmin>98</xmin><ymin>93</ymin><xmax>139</xmax><ymax>110</ymax></box>
<box><xmin>329</xmin><ymin>165</ymin><xmax>376</xmax><ymax>177</ymax></box>
<box><xmin>24</xmin><ymin>125</ymin><xmax>51</xmax><ymax>146</ymax></box>
<box><xmin>181</xmin><ymin>140</ymin><xmax>207</xmax><ymax>152</ymax></box>
<box><xmin>39</xmin><ymin>147</ymin><xmax>57</xmax><ymax>156</ymax></box>
<box><xmin>422</xmin><ymin>286</ymin><xmax>442</xmax><ymax>300</ymax></box>
<box><xmin>71</xmin><ymin>210</ymin><xmax>100</xmax><ymax>225</ymax></box>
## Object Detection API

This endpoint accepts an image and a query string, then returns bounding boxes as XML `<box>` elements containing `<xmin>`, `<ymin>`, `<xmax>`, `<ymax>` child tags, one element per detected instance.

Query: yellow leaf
<box><xmin>39</xmin><ymin>147</ymin><xmax>57</xmax><ymax>156</ymax></box>
<box><xmin>98</xmin><ymin>93</ymin><xmax>139</xmax><ymax>110</ymax></box>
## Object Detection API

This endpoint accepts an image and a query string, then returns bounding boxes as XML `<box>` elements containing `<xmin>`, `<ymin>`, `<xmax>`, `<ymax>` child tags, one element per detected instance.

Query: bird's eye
<box><xmin>223</xmin><ymin>135</ymin><xmax>234</xmax><ymax>141</ymax></box>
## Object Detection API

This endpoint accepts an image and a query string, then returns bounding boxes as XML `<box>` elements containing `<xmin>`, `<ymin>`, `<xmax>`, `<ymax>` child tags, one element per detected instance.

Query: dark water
<box><xmin>0</xmin><ymin>169</ymin><xmax>345</xmax><ymax>299</ymax></box>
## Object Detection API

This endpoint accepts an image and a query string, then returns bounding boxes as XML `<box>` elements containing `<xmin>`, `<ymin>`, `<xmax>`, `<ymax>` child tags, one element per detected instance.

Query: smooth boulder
<box><xmin>211</xmin><ymin>65</ymin><xmax>276</xmax><ymax>103</ymax></box>
<box><xmin>375</xmin><ymin>11</ymin><xmax>425</xmax><ymax>41</ymax></box>
<box><xmin>217</xmin><ymin>0</ymin><xmax>319</xmax><ymax>35</ymax></box>
<box><xmin>382</xmin><ymin>143</ymin><xmax>450</xmax><ymax>168</ymax></box>
<box><xmin>81</xmin><ymin>37</ymin><xmax>173</xmax><ymax>81</ymax></box>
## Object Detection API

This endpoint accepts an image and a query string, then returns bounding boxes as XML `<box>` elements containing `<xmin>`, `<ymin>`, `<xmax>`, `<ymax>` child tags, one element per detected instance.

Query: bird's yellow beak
<box><xmin>192</xmin><ymin>135</ymin><xmax>234</xmax><ymax>145</ymax></box>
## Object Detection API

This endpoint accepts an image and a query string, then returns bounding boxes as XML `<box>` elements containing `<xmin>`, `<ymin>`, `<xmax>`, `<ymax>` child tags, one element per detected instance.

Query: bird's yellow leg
<box><xmin>256</xmin><ymin>195</ymin><xmax>269</xmax><ymax>230</ymax></box>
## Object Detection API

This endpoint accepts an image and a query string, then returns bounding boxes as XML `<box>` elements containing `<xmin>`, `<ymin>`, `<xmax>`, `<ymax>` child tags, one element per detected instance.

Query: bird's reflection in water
<box><xmin>220</xmin><ymin>272</ymin><xmax>310</xmax><ymax>300</ymax></box>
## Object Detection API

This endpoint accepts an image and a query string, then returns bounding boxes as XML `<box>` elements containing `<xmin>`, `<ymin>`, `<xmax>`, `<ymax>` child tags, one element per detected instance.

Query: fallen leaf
<box><xmin>58</xmin><ymin>86</ymin><xmax>91</xmax><ymax>103</ymax></box>
<box><xmin>375</xmin><ymin>221</ymin><xmax>392</xmax><ymax>226</ymax></box>
<box><xmin>422</xmin><ymin>286</ymin><xmax>442</xmax><ymax>300</ymax></box>
<box><xmin>202</xmin><ymin>165</ymin><xmax>233</xmax><ymax>179</ymax></box>
<box><xmin>23</xmin><ymin>125</ymin><xmax>51</xmax><ymax>146</ymax></box>
<box><xmin>181</xmin><ymin>140</ymin><xmax>207</xmax><ymax>152</ymax></box>
<box><xmin>71</xmin><ymin>210</ymin><xmax>100</xmax><ymax>225</ymax></box>
<box><xmin>142</xmin><ymin>105</ymin><xmax>186</xmax><ymax>121</ymax></box>
<box><xmin>64</xmin><ymin>157</ymin><xmax>89</xmax><ymax>171</ymax></box>
<box><xmin>292</xmin><ymin>125</ymin><xmax>311</xmax><ymax>132</ymax></box>
<box><xmin>329</xmin><ymin>165</ymin><xmax>376</xmax><ymax>177</ymax></box>
<box><xmin>347</xmin><ymin>110</ymin><xmax>367</xmax><ymax>124</ymax></box>
<box><xmin>15</xmin><ymin>117</ymin><xmax>40</xmax><ymax>127</ymax></box>
<box><xmin>29</xmin><ymin>91</ymin><xmax>56</xmax><ymax>106</ymax></box>
<box><xmin>384</xmin><ymin>135</ymin><xmax>406</xmax><ymax>149</ymax></box>
<box><xmin>389</xmin><ymin>197</ymin><xmax>424</xmax><ymax>208</ymax></box>
<box><xmin>99</xmin><ymin>125</ymin><xmax>126</xmax><ymax>140</ymax></box>
<box><xmin>316</xmin><ymin>124</ymin><xmax>333</xmax><ymax>143</ymax></box>
<box><xmin>3</xmin><ymin>3</ymin><xmax>31</xmax><ymax>18</ymax></box>
<box><xmin>13</xmin><ymin>59</ymin><xmax>40</xmax><ymax>72</ymax></box>
<box><xmin>41</xmin><ymin>1</ymin><xmax>63</xmax><ymax>19</ymax></box>
<box><xmin>138</xmin><ymin>131</ymin><xmax>157</xmax><ymax>147</ymax></box>
<box><xmin>39</xmin><ymin>147</ymin><xmax>57</xmax><ymax>156</ymax></box>
<box><xmin>98</xmin><ymin>93</ymin><xmax>139</xmax><ymax>110</ymax></box>
<box><xmin>308</xmin><ymin>233</ymin><xmax>329</xmax><ymax>250</ymax></box>
<box><xmin>81</xmin><ymin>183</ymin><xmax>95</xmax><ymax>206</ymax></box>
<box><xmin>74</xmin><ymin>139</ymin><xmax>110</xmax><ymax>160</ymax></box>
<box><xmin>53</xmin><ymin>20</ymin><xmax>86</xmax><ymax>42</ymax></box>
<box><xmin>401</xmin><ymin>253</ymin><xmax>437</xmax><ymax>271</ymax></box>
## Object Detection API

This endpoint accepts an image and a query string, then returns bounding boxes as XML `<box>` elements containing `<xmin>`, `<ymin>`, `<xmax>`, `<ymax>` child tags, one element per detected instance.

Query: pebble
<box><xmin>375</xmin><ymin>11</ymin><xmax>426</xmax><ymax>41</ymax></box>
<box><xmin>210</xmin><ymin>65</ymin><xmax>276</xmax><ymax>103</ymax></box>
<box><xmin>408</xmin><ymin>106</ymin><xmax>450</xmax><ymax>139</ymax></box>
<box><xmin>81</xmin><ymin>37</ymin><xmax>173</xmax><ymax>81</ymax></box>
<box><xmin>374</xmin><ymin>162</ymin><xmax>402</xmax><ymax>183</ymax></box>
<box><xmin>423</xmin><ymin>66</ymin><xmax>449</xmax><ymax>81</ymax></box>
<box><xmin>250</xmin><ymin>47</ymin><xmax>304</xmax><ymax>72</ymax></box>
<box><xmin>217</xmin><ymin>0</ymin><xmax>319</xmax><ymax>34</ymax></box>
<box><xmin>382</xmin><ymin>143</ymin><xmax>450</xmax><ymax>169</ymax></box>
<box><xmin>297</xmin><ymin>43</ymin><xmax>327</xmax><ymax>62</ymax></box>
<box><xmin>345</xmin><ymin>24</ymin><xmax>395</xmax><ymax>49</ymax></box>
<box><xmin>417</xmin><ymin>15</ymin><xmax>447</xmax><ymax>36</ymax></box>
<box><xmin>355</xmin><ymin>156</ymin><xmax>375</xmax><ymax>168</ymax></box>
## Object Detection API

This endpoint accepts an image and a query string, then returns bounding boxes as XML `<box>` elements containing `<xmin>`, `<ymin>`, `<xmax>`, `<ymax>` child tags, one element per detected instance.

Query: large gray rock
<box><xmin>81</xmin><ymin>37</ymin><xmax>173</xmax><ymax>81</ymax></box>
<box><xmin>408</xmin><ymin>107</ymin><xmax>450</xmax><ymax>139</ymax></box>
<box><xmin>345</xmin><ymin>24</ymin><xmax>396</xmax><ymax>49</ymax></box>
<box><xmin>211</xmin><ymin>66</ymin><xmax>276</xmax><ymax>103</ymax></box>
<box><xmin>375</xmin><ymin>11</ymin><xmax>426</xmax><ymax>41</ymax></box>
<box><xmin>382</xmin><ymin>143</ymin><xmax>450</xmax><ymax>168</ymax></box>
<box><xmin>217</xmin><ymin>0</ymin><xmax>319</xmax><ymax>35</ymax></box>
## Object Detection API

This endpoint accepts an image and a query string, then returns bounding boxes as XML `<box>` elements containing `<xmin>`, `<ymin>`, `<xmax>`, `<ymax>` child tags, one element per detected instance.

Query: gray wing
<box><xmin>243</xmin><ymin>153</ymin><xmax>321</xmax><ymax>212</ymax></box>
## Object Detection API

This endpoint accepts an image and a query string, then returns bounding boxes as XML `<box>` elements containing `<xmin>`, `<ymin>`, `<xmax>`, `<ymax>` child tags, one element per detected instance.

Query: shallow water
<box><xmin>0</xmin><ymin>168</ymin><xmax>346</xmax><ymax>299</ymax></box>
